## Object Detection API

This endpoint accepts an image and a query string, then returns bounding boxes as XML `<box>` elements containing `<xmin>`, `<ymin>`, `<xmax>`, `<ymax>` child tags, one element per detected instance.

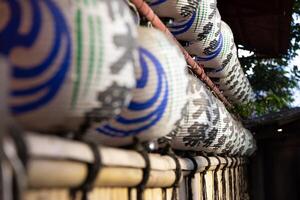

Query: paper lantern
<box><xmin>85</xmin><ymin>27</ymin><xmax>189</xmax><ymax>146</ymax></box>
<box><xmin>224</xmin><ymin>83</ymin><xmax>254</xmax><ymax>104</ymax></box>
<box><xmin>244</xmin><ymin>129</ymin><xmax>257</xmax><ymax>156</ymax></box>
<box><xmin>229</xmin><ymin>122</ymin><xmax>256</xmax><ymax>156</ymax></box>
<box><xmin>213</xmin><ymin>98</ymin><xmax>240</xmax><ymax>154</ymax></box>
<box><xmin>168</xmin><ymin>74</ymin><xmax>224</xmax><ymax>152</ymax></box>
<box><xmin>216</xmin><ymin>64</ymin><xmax>243</xmax><ymax>90</ymax></box>
<box><xmin>217</xmin><ymin>67</ymin><xmax>254</xmax><ymax>104</ymax></box>
<box><xmin>205</xmin><ymin>22</ymin><xmax>238</xmax><ymax>77</ymax></box>
<box><xmin>221</xmin><ymin>76</ymin><xmax>248</xmax><ymax>100</ymax></box>
<box><xmin>184</xmin><ymin>21</ymin><xmax>235</xmax><ymax>73</ymax></box>
<box><xmin>147</xmin><ymin>0</ymin><xmax>256</xmax><ymax>105</ymax></box>
<box><xmin>168</xmin><ymin>74</ymin><xmax>256</xmax><ymax>155</ymax></box>
<box><xmin>216</xmin><ymin>105</ymin><xmax>256</xmax><ymax>156</ymax></box>
<box><xmin>147</xmin><ymin>0</ymin><xmax>200</xmax><ymax>21</ymax></box>
<box><xmin>205</xmin><ymin>52</ymin><xmax>239</xmax><ymax>78</ymax></box>
<box><xmin>167</xmin><ymin>0</ymin><xmax>221</xmax><ymax>43</ymax></box>
<box><xmin>0</xmin><ymin>0</ymin><xmax>137</xmax><ymax>133</ymax></box>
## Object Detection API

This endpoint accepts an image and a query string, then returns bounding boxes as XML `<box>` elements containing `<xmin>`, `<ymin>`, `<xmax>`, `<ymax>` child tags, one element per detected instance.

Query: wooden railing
<box><xmin>3</xmin><ymin>133</ymin><xmax>249</xmax><ymax>200</ymax></box>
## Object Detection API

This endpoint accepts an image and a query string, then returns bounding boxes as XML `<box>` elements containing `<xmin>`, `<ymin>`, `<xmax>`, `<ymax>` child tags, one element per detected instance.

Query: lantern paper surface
<box><xmin>184</xmin><ymin>20</ymin><xmax>255</xmax><ymax>103</ymax></box>
<box><xmin>217</xmin><ymin>67</ymin><xmax>254</xmax><ymax>104</ymax></box>
<box><xmin>0</xmin><ymin>0</ymin><xmax>137</xmax><ymax>133</ymax></box>
<box><xmin>168</xmin><ymin>74</ymin><xmax>256</xmax><ymax>156</ymax></box>
<box><xmin>148</xmin><ymin>0</ymin><xmax>255</xmax><ymax>104</ymax></box>
<box><xmin>185</xmin><ymin>21</ymin><xmax>236</xmax><ymax>73</ymax></box>
<box><xmin>147</xmin><ymin>0</ymin><xmax>200</xmax><ymax>21</ymax></box>
<box><xmin>85</xmin><ymin>27</ymin><xmax>189</xmax><ymax>146</ymax></box>
<box><xmin>168</xmin><ymin>0</ymin><xmax>221</xmax><ymax>43</ymax></box>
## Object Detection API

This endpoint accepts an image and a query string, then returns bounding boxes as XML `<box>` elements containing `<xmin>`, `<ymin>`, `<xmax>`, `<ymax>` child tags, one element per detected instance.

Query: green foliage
<box><xmin>237</xmin><ymin>0</ymin><xmax>300</xmax><ymax>118</ymax></box>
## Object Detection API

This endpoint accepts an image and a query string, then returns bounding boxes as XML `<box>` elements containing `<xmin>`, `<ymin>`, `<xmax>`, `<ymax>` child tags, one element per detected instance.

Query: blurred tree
<box><xmin>236</xmin><ymin>0</ymin><xmax>300</xmax><ymax>118</ymax></box>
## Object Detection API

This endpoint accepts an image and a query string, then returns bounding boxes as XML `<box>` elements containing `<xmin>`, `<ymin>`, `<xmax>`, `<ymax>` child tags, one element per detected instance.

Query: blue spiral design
<box><xmin>0</xmin><ymin>0</ymin><xmax>71</xmax><ymax>114</ymax></box>
<box><xmin>96</xmin><ymin>47</ymin><xmax>169</xmax><ymax>137</ymax></box>
<box><xmin>194</xmin><ymin>33</ymin><xmax>223</xmax><ymax>62</ymax></box>
<box><xmin>168</xmin><ymin>12</ymin><xmax>196</xmax><ymax>35</ymax></box>
<box><xmin>148</xmin><ymin>0</ymin><xmax>167</xmax><ymax>6</ymax></box>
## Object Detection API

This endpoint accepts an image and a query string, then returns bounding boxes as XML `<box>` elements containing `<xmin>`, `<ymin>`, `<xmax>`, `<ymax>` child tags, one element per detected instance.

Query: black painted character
<box><xmin>111</xmin><ymin>23</ymin><xmax>136</xmax><ymax>74</ymax></box>
<box><xmin>86</xmin><ymin>82</ymin><xmax>130</xmax><ymax>122</ymax></box>
<box><xmin>183</xmin><ymin>122</ymin><xmax>207</xmax><ymax>147</ymax></box>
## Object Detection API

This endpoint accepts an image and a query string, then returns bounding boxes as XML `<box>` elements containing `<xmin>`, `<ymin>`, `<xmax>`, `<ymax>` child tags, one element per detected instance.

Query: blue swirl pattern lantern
<box><xmin>185</xmin><ymin>21</ymin><xmax>254</xmax><ymax>103</ymax></box>
<box><xmin>147</xmin><ymin>0</ymin><xmax>221</xmax><ymax>45</ymax></box>
<box><xmin>205</xmin><ymin>22</ymin><xmax>238</xmax><ymax>78</ymax></box>
<box><xmin>0</xmin><ymin>0</ymin><xmax>137</xmax><ymax>133</ymax></box>
<box><xmin>85</xmin><ymin>27</ymin><xmax>189</xmax><ymax>146</ymax></box>
<box><xmin>147</xmin><ymin>0</ymin><xmax>199</xmax><ymax>21</ymax></box>
<box><xmin>185</xmin><ymin>21</ymin><xmax>236</xmax><ymax>73</ymax></box>
<box><xmin>168</xmin><ymin>0</ymin><xmax>221</xmax><ymax>42</ymax></box>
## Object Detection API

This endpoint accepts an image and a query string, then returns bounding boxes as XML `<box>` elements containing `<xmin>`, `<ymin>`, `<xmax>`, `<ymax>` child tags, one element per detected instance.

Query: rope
<box><xmin>221</xmin><ymin>157</ymin><xmax>229</xmax><ymax>200</ymax></box>
<box><xmin>233</xmin><ymin>158</ymin><xmax>239</xmax><ymax>200</ymax></box>
<box><xmin>131</xmin><ymin>138</ymin><xmax>151</xmax><ymax>200</ymax></box>
<box><xmin>4</xmin><ymin>125</ymin><xmax>28</xmax><ymax>200</ymax></box>
<box><xmin>201</xmin><ymin>155</ymin><xmax>211</xmax><ymax>200</ymax></box>
<box><xmin>159</xmin><ymin>143</ymin><xmax>182</xmax><ymax>200</ymax></box>
<box><xmin>70</xmin><ymin>142</ymin><xmax>102</xmax><ymax>200</ymax></box>
<box><xmin>228</xmin><ymin>158</ymin><xmax>234</xmax><ymax>200</ymax></box>
<box><xmin>186</xmin><ymin>155</ymin><xmax>198</xmax><ymax>200</ymax></box>
<box><xmin>214</xmin><ymin>156</ymin><xmax>222</xmax><ymax>200</ymax></box>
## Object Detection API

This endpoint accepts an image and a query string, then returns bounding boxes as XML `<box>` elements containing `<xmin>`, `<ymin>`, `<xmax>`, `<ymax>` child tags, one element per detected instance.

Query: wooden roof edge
<box><xmin>243</xmin><ymin>107</ymin><xmax>300</xmax><ymax>129</ymax></box>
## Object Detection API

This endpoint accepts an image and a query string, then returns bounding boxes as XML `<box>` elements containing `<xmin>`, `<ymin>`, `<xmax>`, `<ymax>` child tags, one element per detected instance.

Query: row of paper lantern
<box><xmin>167</xmin><ymin>74</ymin><xmax>256</xmax><ymax>156</ymax></box>
<box><xmin>0</xmin><ymin>0</ymin><xmax>256</xmax><ymax>156</ymax></box>
<box><xmin>147</xmin><ymin>0</ymin><xmax>255</xmax><ymax>104</ymax></box>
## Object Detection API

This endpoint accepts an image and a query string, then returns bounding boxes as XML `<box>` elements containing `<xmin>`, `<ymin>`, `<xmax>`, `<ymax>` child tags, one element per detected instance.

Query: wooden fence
<box><xmin>1</xmin><ymin>133</ymin><xmax>250</xmax><ymax>200</ymax></box>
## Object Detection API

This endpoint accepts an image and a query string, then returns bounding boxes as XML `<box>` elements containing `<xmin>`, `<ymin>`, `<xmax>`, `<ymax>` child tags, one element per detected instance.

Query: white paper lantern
<box><xmin>85</xmin><ymin>27</ymin><xmax>189</xmax><ymax>146</ymax></box>
<box><xmin>0</xmin><ymin>0</ymin><xmax>137</xmax><ymax>133</ymax></box>
<box><xmin>222</xmin><ymin>75</ymin><xmax>248</xmax><ymax>98</ymax></box>
<box><xmin>168</xmin><ymin>74</ymin><xmax>256</xmax><ymax>155</ymax></box>
<box><xmin>206</xmin><ymin>21</ymin><xmax>238</xmax><ymax>76</ymax></box>
<box><xmin>184</xmin><ymin>21</ymin><xmax>235</xmax><ymax>72</ymax></box>
<box><xmin>217</xmin><ymin>67</ymin><xmax>254</xmax><ymax>104</ymax></box>
<box><xmin>215</xmin><ymin>101</ymin><xmax>256</xmax><ymax>156</ymax></box>
<box><xmin>213</xmin><ymin>98</ymin><xmax>239</xmax><ymax>154</ymax></box>
<box><xmin>148</xmin><ymin>0</ymin><xmax>256</xmax><ymax>105</ymax></box>
<box><xmin>244</xmin><ymin>129</ymin><xmax>257</xmax><ymax>156</ymax></box>
<box><xmin>225</xmin><ymin>84</ymin><xmax>253</xmax><ymax>104</ymax></box>
<box><xmin>206</xmin><ymin>52</ymin><xmax>239</xmax><ymax>78</ymax></box>
<box><xmin>229</xmin><ymin>121</ymin><xmax>256</xmax><ymax>156</ymax></box>
<box><xmin>147</xmin><ymin>0</ymin><xmax>200</xmax><ymax>21</ymax></box>
<box><xmin>216</xmin><ymin>63</ymin><xmax>243</xmax><ymax>90</ymax></box>
<box><xmin>167</xmin><ymin>0</ymin><xmax>221</xmax><ymax>42</ymax></box>
<box><xmin>169</xmin><ymin>74</ymin><xmax>225</xmax><ymax>152</ymax></box>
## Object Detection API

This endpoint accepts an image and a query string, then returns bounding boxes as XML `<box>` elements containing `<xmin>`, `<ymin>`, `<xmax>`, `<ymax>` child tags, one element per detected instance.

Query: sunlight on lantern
<box><xmin>148</xmin><ymin>142</ymin><xmax>156</xmax><ymax>150</ymax></box>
